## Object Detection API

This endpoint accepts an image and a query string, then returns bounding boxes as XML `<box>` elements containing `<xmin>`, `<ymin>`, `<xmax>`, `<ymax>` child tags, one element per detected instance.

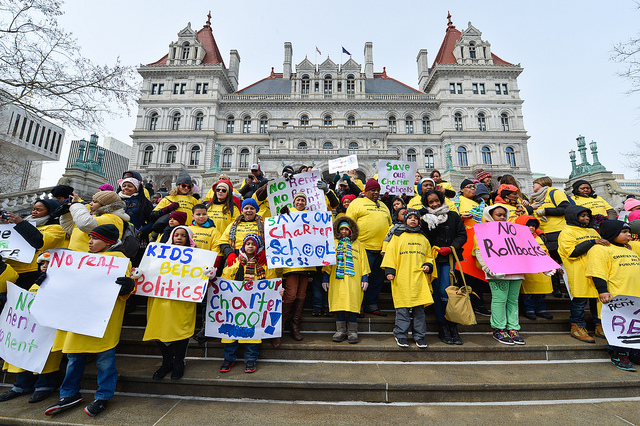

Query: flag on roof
<box><xmin>316</xmin><ymin>46</ymin><xmax>321</xmax><ymax>55</ymax></box>
<box><xmin>342</xmin><ymin>46</ymin><xmax>351</xmax><ymax>56</ymax></box>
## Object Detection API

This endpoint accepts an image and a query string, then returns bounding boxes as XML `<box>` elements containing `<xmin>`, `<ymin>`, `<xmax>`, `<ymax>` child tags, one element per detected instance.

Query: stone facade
<box><xmin>130</xmin><ymin>13</ymin><xmax>532</xmax><ymax>192</ymax></box>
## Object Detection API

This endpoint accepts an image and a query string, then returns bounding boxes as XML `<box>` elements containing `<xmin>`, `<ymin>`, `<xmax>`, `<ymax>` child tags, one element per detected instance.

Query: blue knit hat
<box><xmin>241</xmin><ymin>198</ymin><xmax>260</xmax><ymax>212</ymax></box>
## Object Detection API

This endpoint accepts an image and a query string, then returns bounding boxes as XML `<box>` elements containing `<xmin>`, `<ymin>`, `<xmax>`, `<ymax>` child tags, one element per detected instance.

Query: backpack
<box><xmin>120</xmin><ymin>220</ymin><xmax>140</xmax><ymax>258</ymax></box>
<box><xmin>549</xmin><ymin>189</ymin><xmax>576</xmax><ymax>207</ymax></box>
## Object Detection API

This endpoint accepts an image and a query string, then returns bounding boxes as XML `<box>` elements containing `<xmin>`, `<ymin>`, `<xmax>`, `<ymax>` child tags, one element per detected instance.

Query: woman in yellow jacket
<box><xmin>586</xmin><ymin>220</ymin><xmax>640</xmax><ymax>372</ymax></box>
<box><xmin>322</xmin><ymin>217</ymin><xmax>370</xmax><ymax>344</ymax></box>
<box><xmin>143</xmin><ymin>226</ymin><xmax>197</xmax><ymax>381</ymax></box>
<box><xmin>218</xmin><ymin>233</ymin><xmax>278</xmax><ymax>374</ymax></box>
<box><xmin>151</xmin><ymin>172</ymin><xmax>199</xmax><ymax>226</ymax></box>
<box><xmin>558</xmin><ymin>205</ymin><xmax>608</xmax><ymax>343</ymax></box>
<box><xmin>1</xmin><ymin>199</ymin><xmax>67</xmax><ymax>289</ymax></box>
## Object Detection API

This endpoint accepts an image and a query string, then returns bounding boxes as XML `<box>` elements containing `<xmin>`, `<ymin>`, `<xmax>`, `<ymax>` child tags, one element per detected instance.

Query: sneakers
<box><xmin>524</xmin><ymin>311</ymin><xmax>537</xmax><ymax>321</ymax></box>
<box><xmin>415</xmin><ymin>338</ymin><xmax>428</xmax><ymax>348</ymax></box>
<box><xmin>492</xmin><ymin>329</ymin><xmax>514</xmax><ymax>345</ymax></box>
<box><xmin>365</xmin><ymin>309</ymin><xmax>387</xmax><ymax>317</ymax></box>
<box><xmin>474</xmin><ymin>306</ymin><xmax>491</xmax><ymax>317</ymax></box>
<box><xmin>44</xmin><ymin>394</ymin><xmax>83</xmax><ymax>416</ymax></box>
<box><xmin>395</xmin><ymin>336</ymin><xmax>410</xmax><ymax>348</ymax></box>
<box><xmin>595</xmin><ymin>323</ymin><xmax>606</xmax><ymax>339</ymax></box>
<box><xmin>570</xmin><ymin>323</ymin><xmax>595</xmax><ymax>343</ymax></box>
<box><xmin>508</xmin><ymin>330</ymin><xmax>526</xmax><ymax>345</ymax></box>
<box><xmin>0</xmin><ymin>389</ymin><xmax>27</xmax><ymax>402</ymax></box>
<box><xmin>219</xmin><ymin>360</ymin><xmax>235</xmax><ymax>373</ymax></box>
<box><xmin>312</xmin><ymin>307</ymin><xmax>321</xmax><ymax>316</ymax></box>
<box><xmin>29</xmin><ymin>389</ymin><xmax>54</xmax><ymax>403</ymax></box>
<box><xmin>245</xmin><ymin>361</ymin><xmax>257</xmax><ymax>373</ymax></box>
<box><xmin>84</xmin><ymin>399</ymin><xmax>108</xmax><ymax>417</ymax></box>
<box><xmin>611</xmin><ymin>353</ymin><xmax>637</xmax><ymax>372</ymax></box>
<box><xmin>536</xmin><ymin>311</ymin><xmax>553</xmax><ymax>320</ymax></box>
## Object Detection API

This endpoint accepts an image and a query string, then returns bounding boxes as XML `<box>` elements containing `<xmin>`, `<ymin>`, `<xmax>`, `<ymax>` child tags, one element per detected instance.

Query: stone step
<box><xmin>115</xmin><ymin>328</ymin><xmax>607</xmax><ymax>362</ymax></box>
<box><xmin>70</xmin><ymin>354</ymin><xmax>640</xmax><ymax>403</ymax></box>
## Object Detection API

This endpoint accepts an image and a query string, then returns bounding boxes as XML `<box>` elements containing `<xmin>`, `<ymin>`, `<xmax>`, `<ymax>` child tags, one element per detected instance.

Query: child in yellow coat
<box><xmin>381</xmin><ymin>209</ymin><xmax>434</xmax><ymax>349</ymax></box>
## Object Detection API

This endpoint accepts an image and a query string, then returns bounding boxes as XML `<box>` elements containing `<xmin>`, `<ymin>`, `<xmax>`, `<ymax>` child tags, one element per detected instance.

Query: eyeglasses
<box><xmin>216</xmin><ymin>188</ymin><xmax>227</xmax><ymax>193</ymax></box>
<box><xmin>179</xmin><ymin>184</ymin><xmax>191</xmax><ymax>189</ymax></box>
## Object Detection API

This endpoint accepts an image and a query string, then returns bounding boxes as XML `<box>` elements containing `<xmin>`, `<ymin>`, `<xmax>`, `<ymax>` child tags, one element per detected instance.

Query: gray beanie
<box><xmin>176</xmin><ymin>172</ymin><xmax>192</xmax><ymax>186</ymax></box>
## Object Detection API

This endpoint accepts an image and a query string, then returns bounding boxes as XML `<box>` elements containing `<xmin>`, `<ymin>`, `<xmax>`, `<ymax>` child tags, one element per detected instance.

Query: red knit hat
<box><xmin>477</xmin><ymin>169</ymin><xmax>492</xmax><ymax>181</ymax></box>
<box><xmin>169</xmin><ymin>210</ymin><xmax>187</xmax><ymax>225</ymax></box>
<box><xmin>364</xmin><ymin>178</ymin><xmax>381</xmax><ymax>192</ymax></box>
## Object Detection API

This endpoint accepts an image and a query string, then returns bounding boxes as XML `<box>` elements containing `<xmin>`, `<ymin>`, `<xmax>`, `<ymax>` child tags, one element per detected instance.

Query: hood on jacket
<box><xmin>564</xmin><ymin>205</ymin><xmax>592</xmax><ymax>228</ymax></box>
<box><xmin>571</xmin><ymin>179</ymin><xmax>596</xmax><ymax>198</ymax></box>
<box><xmin>333</xmin><ymin>215</ymin><xmax>359</xmax><ymax>241</ymax></box>
<box><xmin>93</xmin><ymin>200</ymin><xmax>131</xmax><ymax>222</ymax></box>
<box><xmin>123</xmin><ymin>170</ymin><xmax>144</xmax><ymax>182</ymax></box>
<box><xmin>482</xmin><ymin>204</ymin><xmax>510</xmax><ymax>222</ymax></box>
<box><xmin>168</xmin><ymin>225</ymin><xmax>196</xmax><ymax>247</ymax></box>
<box><xmin>514</xmin><ymin>214</ymin><xmax>539</xmax><ymax>229</ymax></box>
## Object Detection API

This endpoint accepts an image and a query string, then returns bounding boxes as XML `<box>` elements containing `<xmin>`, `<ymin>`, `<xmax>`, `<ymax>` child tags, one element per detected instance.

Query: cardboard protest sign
<box><xmin>600</xmin><ymin>295</ymin><xmax>640</xmax><ymax>349</ymax></box>
<box><xmin>328</xmin><ymin>154</ymin><xmax>358</xmax><ymax>173</ymax></box>
<box><xmin>473</xmin><ymin>222</ymin><xmax>561</xmax><ymax>274</ymax></box>
<box><xmin>133</xmin><ymin>243</ymin><xmax>217</xmax><ymax>303</ymax></box>
<box><xmin>377</xmin><ymin>160</ymin><xmax>417</xmax><ymax>196</ymax></box>
<box><xmin>205</xmin><ymin>277</ymin><xmax>282</xmax><ymax>340</ymax></box>
<box><xmin>0</xmin><ymin>224</ymin><xmax>36</xmax><ymax>263</ymax></box>
<box><xmin>30</xmin><ymin>249</ymin><xmax>128</xmax><ymax>338</ymax></box>
<box><xmin>265</xmin><ymin>211</ymin><xmax>336</xmax><ymax>268</ymax></box>
<box><xmin>455</xmin><ymin>227</ymin><xmax>487</xmax><ymax>282</ymax></box>
<box><xmin>267</xmin><ymin>170</ymin><xmax>326</xmax><ymax>214</ymax></box>
<box><xmin>0</xmin><ymin>282</ymin><xmax>57</xmax><ymax>373</ymax></box>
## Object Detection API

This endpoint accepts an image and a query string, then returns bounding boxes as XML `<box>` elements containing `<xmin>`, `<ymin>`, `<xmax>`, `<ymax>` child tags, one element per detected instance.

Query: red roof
<box><xmin>147</xmin><ymin>15</ymin><xmax>225</xmax><ymax>67</ymax></box>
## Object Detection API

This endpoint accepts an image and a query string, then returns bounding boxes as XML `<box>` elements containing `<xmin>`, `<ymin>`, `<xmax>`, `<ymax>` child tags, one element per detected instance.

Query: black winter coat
<box><xmin>421</xmin><ymin>212</ymin><xmax>467</xmax><ymax>264</ymax></box>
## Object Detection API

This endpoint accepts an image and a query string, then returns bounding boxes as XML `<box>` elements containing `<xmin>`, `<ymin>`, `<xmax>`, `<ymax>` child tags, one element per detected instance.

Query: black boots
<box><xmin>438</xmin><ymin>322</ymin><xmax>463</xmax><ymax>345</ymax></box>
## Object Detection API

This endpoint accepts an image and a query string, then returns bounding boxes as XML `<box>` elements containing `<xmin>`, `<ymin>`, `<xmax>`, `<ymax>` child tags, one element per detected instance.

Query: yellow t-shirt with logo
<box><xmin>346</xmin><ymin>197</ymin><xmax>392</xmax><ymax>251</ymax></box>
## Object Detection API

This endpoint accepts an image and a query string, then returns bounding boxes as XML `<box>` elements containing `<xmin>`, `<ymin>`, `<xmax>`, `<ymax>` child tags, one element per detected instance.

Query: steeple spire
<box><xmin>447</xmin><ymin>11</ymin><xmax>454</xmax><ymax>29</ymax></box>
<box><xmin>204</xmin><ymin>10</ymin><xmax>211</xmax><ymax>28</ymax></box>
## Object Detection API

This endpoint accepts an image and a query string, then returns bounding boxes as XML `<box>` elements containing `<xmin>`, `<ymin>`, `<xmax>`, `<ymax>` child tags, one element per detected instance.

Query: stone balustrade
<box><xmin>0</xmin><ymin>187</ymin><xmax>55</xmax><ymax>213</ymax></box>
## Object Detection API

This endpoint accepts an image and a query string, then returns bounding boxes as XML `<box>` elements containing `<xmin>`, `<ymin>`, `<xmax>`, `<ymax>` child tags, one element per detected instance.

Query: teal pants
<box><xmin>488</xmin><ymin>279</ymin><xmax>522</xmax><ymax>331</ymax></box>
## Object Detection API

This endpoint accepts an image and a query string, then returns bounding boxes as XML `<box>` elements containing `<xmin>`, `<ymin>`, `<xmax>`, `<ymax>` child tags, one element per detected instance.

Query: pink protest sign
<box><xmin>473</xmin><ymin>222</ymin><xmax>560</xmax><ymax>274</ymax></box>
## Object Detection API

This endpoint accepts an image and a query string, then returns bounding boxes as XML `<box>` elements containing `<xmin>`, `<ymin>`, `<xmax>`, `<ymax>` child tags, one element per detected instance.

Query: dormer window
<box><xmin>469</xmin><ymin>41</ymin><xmax>476</xmax><ymax>59</ymax></box>
<box><xmin>182</xmin><ymin>42</ymin><xmax>190</xmax><ymax>60</ymax></box>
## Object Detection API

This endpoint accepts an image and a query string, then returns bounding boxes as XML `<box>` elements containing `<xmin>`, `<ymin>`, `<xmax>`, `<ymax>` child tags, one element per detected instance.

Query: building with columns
<box><xmin>130</xmin><ymin>12</ymin><xmax>532</xmax><ymax>191</ymax></box>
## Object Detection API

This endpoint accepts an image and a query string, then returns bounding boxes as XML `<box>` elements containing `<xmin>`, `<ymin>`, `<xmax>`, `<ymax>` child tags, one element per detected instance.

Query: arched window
<box><xmin>457</xmin><ymin>146</ymin><xmax>468</xmax><ymax>166</ymax></box>
<box><xmin>189</xmin><ymin>146</ymin><xmax>200</xmax><ymax>166</ymax></box>
<box><xmin>149</xmin><ymin>112</ymin><xmax>158</xmax><ymax>131</ymax></box>
<box><xmin>143</xmin><ymin>146</ymin><xmax>153</xmax><ymax>165</ymax></box>
<box><xmin>405</xmin><ymin>115</ymin><xmax>414</xmax><ymax>134</ymax></box>
<box><xmin>454</xmin><ymin>112</ymin><xmax>463</xmax><ymax>131</ymax></box>
<box><xmin>297</xmin><ymin>141</ymin><xmax>308</xmax><ymax>150</ymax></box>
<box><xmin>226</xmin><ymin>116</ymin><xmax>234</xmax><ymax>133</ymax></box>
<box><xmin>301</xmin><ymin>75</ymin><xmax>310</xmax><ymax>95</ymax></box>
<box><xmin>171</xmin><ymin>112</ymin><xmax>181</xmax><ymax>130</ymax></box>
<box><xmin>422</xmin><ymin>116</ymin><xmax>431</xmax><ymax>134</ymax></box>
<box><xmin>259</xmin><ymin>116</ymin><xmax>268</xmax><ymax>133</ymax></box>
<box><xmin>388</xmin><ymin>116</ymin><xmax>397</xmax><ymax>133</ymax></box>
<box><xmin>166</xmin><ymin>145</ymin><xmax>177</xmax><ymax>163</ymax></box>
<box><xmin>347</xmin><ymin>115</ymin><xmax>356</xmax><ymax>126</ymax></box>
<box><xmin>222</xmin><ymin>148</ymin><xmax>232</xmax><ymax>169</ymax></box>
<box><xmin>346</xmin><ymin>75</ymin><xmax>355</xmax><ymax>95</ymax></box>
<box><xmin>424</xmin><ymin>148</ymin><xmax>434</xmax><ymax>168</ymax></box>
<box><xmin>501</xmin><ymin>113</ymin><xmax>510</xmax><ymax>131</ymax></box>
<box><xmin>349</xmin><ymin>141</ymin><xmax>359</xmax><ymax>150</ymax></box>
<box><xmin>239</xmin><ymin>148</ymin><xmax>250</xmax><ymax>168</ymax></box>
<box><xmin>407</xmin><ymin>148</ymin><xmax>416</xmax><ymax>162</ymax></box>
<box><xmin>469</xmin><ymin>41</ymin><xmax>476</xmax><ymax>59</ymax></box>
<box><xmin>506</xmin><ymin>147</ymin><xmax>516</xmax><ymax>167</ymax></box>
<box><xmin>481</xmin><ymin>146</ymin><xmax>492</xmax><ymax>165</ymax></box>
<box><xmin>182</xmin><ymin>42</ymin><xmax>190</xmax><ymax>60</ymax></box>
<box><xmin>242</xmin><ymin>116</ymin><xmax>251</xmax><ymax>133</ymax></box>
<box><xmin>300</xmin><ymin>115</ymin><xmax>309</xmax><ymax>126</ymax></box>
<box><xmin>477</xmin><ymin>112</ymin><xmax>486</xmax><ymax>131</ymax></box>
<box><xmin>323</xmin><ymin>115</ymin><xmax>332</xmax><ymax>126</ymax></box>
<box><xmin>194</xmin><ymin>112</ymin><xmax>203</xmax><ymax>130</ymax></box>
<box><xmin>323</xmin><ymin>141</ymin><xmax>333</xmax><ymax>149</ymax></box>
<box><xmin>324</xmin><ymin>75</ymin><xmax>332</xmax><ymax>94</ymax></box>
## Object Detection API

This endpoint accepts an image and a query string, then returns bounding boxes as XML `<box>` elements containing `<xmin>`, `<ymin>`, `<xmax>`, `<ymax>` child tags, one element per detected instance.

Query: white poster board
<box><xmin>134</xmin><ymin>243</ymin><xmax>217</xmax><ymax>303</ymax></box>
<box><xmin>30</xmin><ymin>249</ymin><xmax>128</xmax><ymax>338</ymax></box>
<box><xmin>600</xmin><ymin>295</ymin><xmax>640</xmax><ymax>350</ymax></box>
<box><xmin>0</xmin><ymin>282</ymin><xmax>56</xmax><ymax>373</ymax></box>
<box><xmin>267</xmin><ymin>170</ymin><xmax>326</xmax><ymax>214</ymax></box>
<box><xmin>328</xmin><ymin>154</ymin><xmax>358</xmax><ymax>173</ymax></box>
<box><xmin>0</xmin><ymin>224</ymin><xmax>36</xmax><ymax>263</ymax></box>
<box><xmin>377</xmin><ymin>160</ymin><xmax>417</xmax><ymax>196</ymax></box>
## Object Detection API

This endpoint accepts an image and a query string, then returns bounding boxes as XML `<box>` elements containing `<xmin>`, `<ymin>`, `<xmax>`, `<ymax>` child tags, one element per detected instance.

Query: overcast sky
<box><xmin>41</xmin><ymin>0</ymin><xmax>640</xmax><ymax>186</ymax></box>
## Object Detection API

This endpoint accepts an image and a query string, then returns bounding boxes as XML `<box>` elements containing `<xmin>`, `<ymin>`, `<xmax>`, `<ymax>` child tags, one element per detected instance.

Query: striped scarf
<box><xmin>335</xmin><ymin>237</ymin><xmax>355</xmax><ymax>279</ymax></box>
<box><xmin>239</xmin><ymin>255</ymin><xmax>266</xmax><ymax>280</ymax></box>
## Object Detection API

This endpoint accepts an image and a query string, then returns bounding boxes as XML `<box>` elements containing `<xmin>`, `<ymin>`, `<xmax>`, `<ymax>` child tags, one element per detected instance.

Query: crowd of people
<box><xmin>1</xmin><ymin>164</ymin><xmax>639</xmax><ymax>418</ymax></box>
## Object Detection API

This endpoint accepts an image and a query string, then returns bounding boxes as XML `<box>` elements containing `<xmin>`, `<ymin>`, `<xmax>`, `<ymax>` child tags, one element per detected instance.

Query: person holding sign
<box><xmin>143</xmin><ymin>226</ymin><xmax>198</xmax><ymax>381</ymax></box>
<box><xmin>346</xmin><ymin>179</ymin><xmax>392</xmax><ymax>316</ymax></box>
<box><xmin>45</xmin><ymin>224</ymin><xmax>135</xmax><ymax>418</ymax></box>
<box><xmin>219</xmin><ymin>233</ymin><xmax>279</xmax><ymax>374</ymax></box>
<box><xmin>382</xmin><ymin>209</ymin><xmax>434</xmax><ymax>348</ymax></box>
<box><xmin>218</xmin><ymin>199</ymin><xmax>265</xmax><ymax>268</ymax></box>
<box><xmin>586</xmin><ymin>220</ymin><xmax>640</xmax><ymax>371</ymax></box>
<box><xmin>322</xmin><ymin>218</ymin><xmax>370</xmax><ymax>344</ymax></box>
<box><xmin>558</xmin><ymin>205</ymin><xmax>606</xmax><ymax>343</ymax></box>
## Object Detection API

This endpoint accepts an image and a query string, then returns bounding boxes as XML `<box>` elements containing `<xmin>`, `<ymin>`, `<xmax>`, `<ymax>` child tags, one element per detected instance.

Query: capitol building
<box><xmin>129</xmin><ymin>12</ymin><xmax>531</xmax><ymax>190</ymax></box>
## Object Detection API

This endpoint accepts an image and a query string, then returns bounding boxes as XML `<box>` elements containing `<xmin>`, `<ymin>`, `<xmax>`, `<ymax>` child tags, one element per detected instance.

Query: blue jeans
<box><xmin>363</xmin><ymin>250</ymin><xmax>383</xmax><ymax>311</ymax></box>
<box><xmin>312</xmin><ymin>269</ymin><xmax>328</xmax><ymax>308</ymax></box>
<box><xmin>12</xmin><ymin>371</ymin><xmax>57</xmax><ymax>393</ymax></box>
<box><xmin>431</xmin><ymin>262</ymin><xmax>451</xmax><ymax>323</ymax></box>
<box><xmin>336</xmin><ymin>312</ymin><xmax>358</xmax><ymax>322</ymax></box>
<box><xmin>394</xmin><ymin>306</ymin><xmax>427</xmax><ymax>341</ymax></box>
<box><xmin>223</xmin><ymin>341</ymin><xmax>259</xmax><ymax>363</ymax></box>
<box><xmin>60</xmin><ymin>348</ymin><xmax>118</xmax><ymax>401</ymax></box>
<box><xmin>569</xmin><ymin>297</ymin><xmax>600</xmax><ymax>328</ymax></box>
<box><xmin>522</xmin><ymin>295</ymin><xmax>549</xmax><ymax>314</ymax></box>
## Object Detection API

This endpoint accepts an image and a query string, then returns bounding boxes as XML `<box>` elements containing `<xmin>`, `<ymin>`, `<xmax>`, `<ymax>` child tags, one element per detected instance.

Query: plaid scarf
<box><xmin>228</xmin><ymin>215</ymin><xmax>264</xmax><ymax>249</ymax></box>
<box><xmin>335</xmin><ymin>237</ymin><xmax>355</xmax><ymax>279</ymax></box>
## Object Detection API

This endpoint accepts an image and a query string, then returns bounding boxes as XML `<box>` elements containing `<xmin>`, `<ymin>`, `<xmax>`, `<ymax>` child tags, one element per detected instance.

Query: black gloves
<box><xmin>280</xmin><ymin>205</ymin><xmax>290</xmax><ymax>215</ymax></box>
<box><xmin>115</xmin><ymin>276</ymin><xmax>135</xmax><ymax>296</ymax></box>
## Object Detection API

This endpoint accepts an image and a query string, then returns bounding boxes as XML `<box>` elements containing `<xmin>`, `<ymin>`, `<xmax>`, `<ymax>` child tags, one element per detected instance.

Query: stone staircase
<box><xmin>4</xmin><ymin>290</ymin><xmax>640</xmax><ymax>405</ymax></box>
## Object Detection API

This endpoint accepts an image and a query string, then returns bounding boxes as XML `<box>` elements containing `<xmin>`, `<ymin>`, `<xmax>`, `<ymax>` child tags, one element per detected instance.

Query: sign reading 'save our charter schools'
<box><xmin>600</xmin><ymin>295</ymin><xmax>640</xmax><ymax>349</ymax></box>
<box><xmin>267</xmin><ymin>170</ymin><xmax>325</xmax><ymax>214</ymax></box>
<box><xmin>377</xmin><ymin>160</ymin><xmax>417</xmax><ymax>196</ymax></box>
<box><xmin>473</xmin><ymin>222</ymin><xmax>560</xmax><ymax>274</ymax></box>
<box><xmin>134</xmin><ymin>243</ymin><xmax>217</xmax><ymax>303</ymax></box>
<box><xmin>204</xmin><ymin>277</ymin><xmax>283</xmax><ymax>340</ymax></box>
<box><xmin>265</xmin><ymin>211</ymin><xmax>336</xmax><ymax>268</ymax></box>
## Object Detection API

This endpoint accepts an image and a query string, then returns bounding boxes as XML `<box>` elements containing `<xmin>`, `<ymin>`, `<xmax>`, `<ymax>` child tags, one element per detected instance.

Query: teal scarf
<box><xmin>336</xmin><ymin>238</ymin><xmax>355</xmax><ymax>279</ymax></box>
